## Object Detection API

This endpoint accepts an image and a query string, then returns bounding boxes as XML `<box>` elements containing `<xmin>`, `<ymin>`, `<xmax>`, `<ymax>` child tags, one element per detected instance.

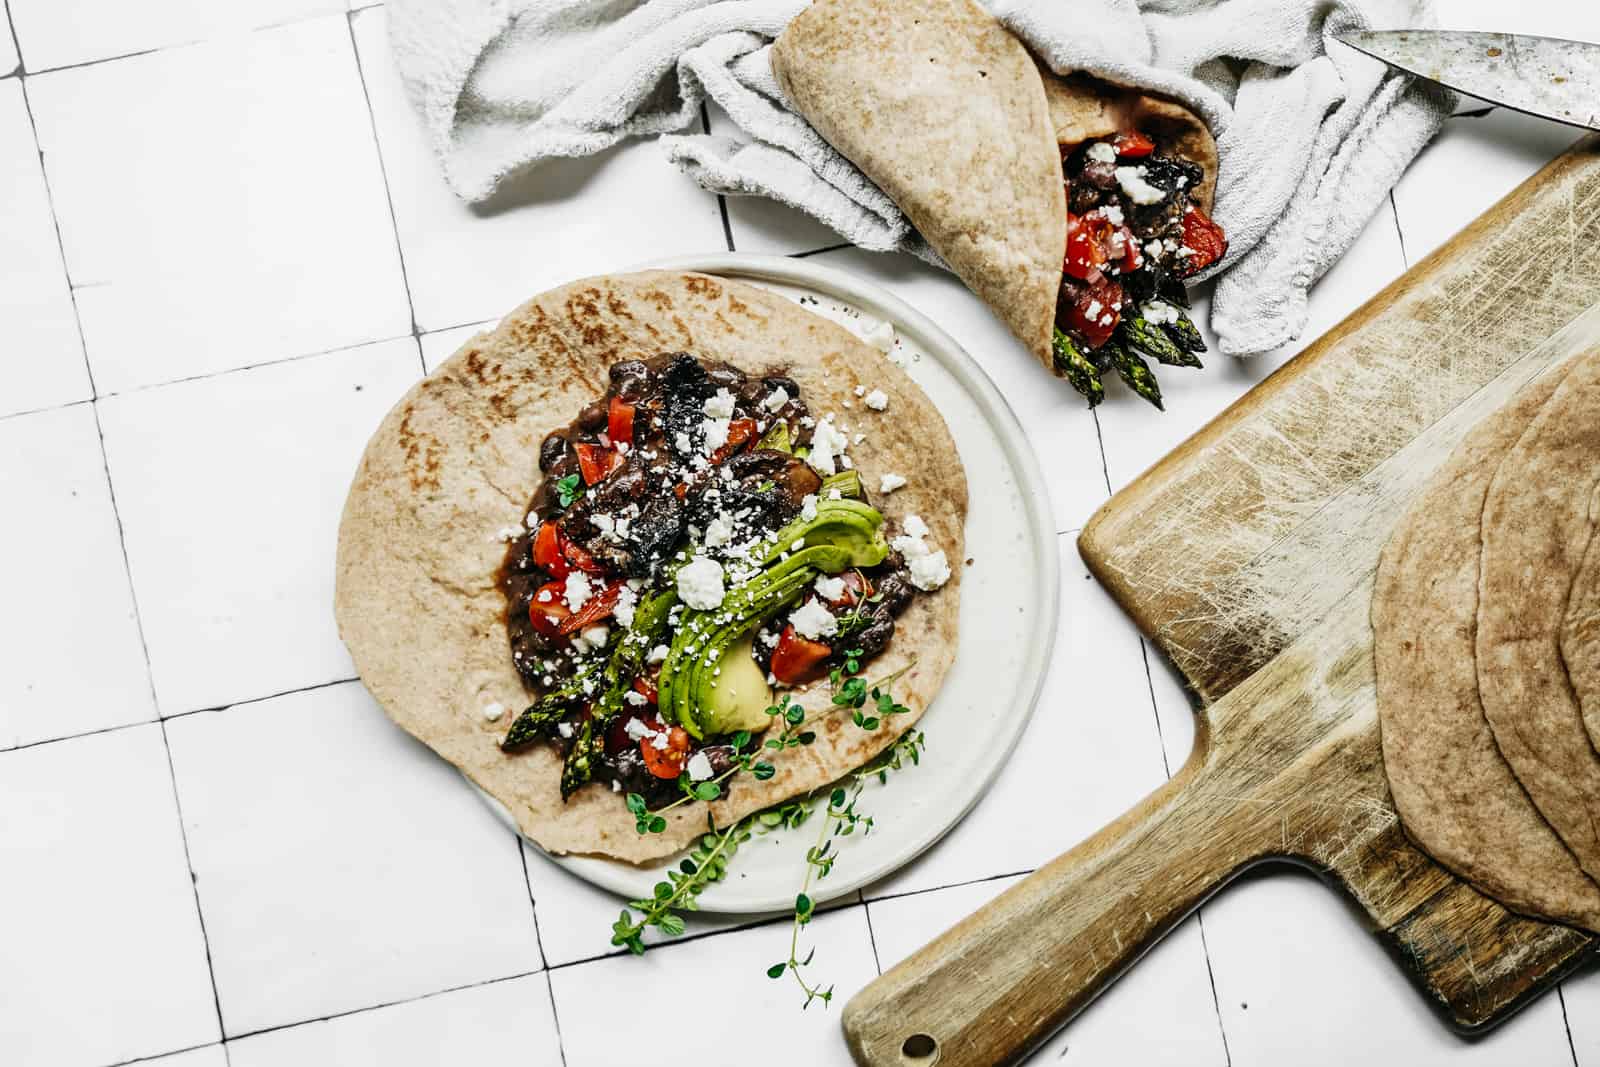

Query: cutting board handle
<box><xmin>843</xmin><ymin>746</ymin><xmax>1267</xmax><ymax>1066</ymax></box>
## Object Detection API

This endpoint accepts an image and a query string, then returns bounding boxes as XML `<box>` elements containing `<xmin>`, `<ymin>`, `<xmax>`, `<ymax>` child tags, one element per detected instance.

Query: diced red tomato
<box><xmin>1115</xmin><ymin>223</ymin><xmax>1142</xmax><ymax>273</ymax></box>
<box><xmin>632</xmin><ymin>672</ymin><xmax>659</xmax><ymax>705</ymax></box>
<box><xmin>575</xmin><ymin>442</ymin><xmax>622</xmax><ymax>485</ymax></box>
<box><xmin>771</xmin><ymin>624</ymin><xmax>833</xmax><ymax>686</ymax></box>
<box><xmin>1063</xmin><ymin>212</ymin><xmax>1107</xmax><ymax>282</ymax></box>
<box><xmin>822</xmin><ymin>571</ymin><xmax>873</xmax><ymax>610</ymax></box>
<box><xmin>557</xmin><ymin>580</ymin><xmax>624</xmax><ymax>635</ymax></box>
<box><xmin>528</xmin><ymin>580</ymin><xmax>571</xmax><ymax>640</ymax></box>
<box><xmin>639</xmin><ymin>720</ymin><xmax>691</xmax><ymax>779</ymax></box>
<box><xmin>607</xmin><ymin>396</ymin><xmax>635</xmax><ymax>447</ymax></box>
<box><xmin>1063</xmin><ymin>275</ymin><xmax>1125</xmax><ymax>350</ymax></box>
<box><xmin>1111</xmin><ymin>130</ymin><xmax>1155</xmax><ymax>158</ymax></box>
<box><xmin>532</xmin><ymin>521</ymin><xmax>570</xmax><ymax>580</ymax></box>
<box><xmin>1175</xmin><ymin>205</ymin><xmax>1227</xmax><ymax>278</ymax></box>
<box><xmin>710</xmin><ymin>417</ymin><xmax>758</xmax><ymax>464</ymax></box>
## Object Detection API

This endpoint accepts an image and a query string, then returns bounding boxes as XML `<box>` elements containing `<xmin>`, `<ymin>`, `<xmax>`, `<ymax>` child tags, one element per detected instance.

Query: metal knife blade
<box><xmin>1336</xmin><ymin>29</ymin><xmax>1600</xmax><ymax>131</ymax></box>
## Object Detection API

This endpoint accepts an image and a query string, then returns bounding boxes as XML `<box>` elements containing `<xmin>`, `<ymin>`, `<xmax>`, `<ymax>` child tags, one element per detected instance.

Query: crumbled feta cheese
<box><xmin>563</xmin><ymin>571</ymin><xmax>593</xmax><ymax>610</ymax></box>
<box><xmin>903</xmin><ymin>514</ymin><xmax>929</xmax><ymax>538</ymax></box>
<box><xmin>1115</xmin><ymin>165</ymin><xmax>1165</xmax><ymax>206</ymax></box>
<box><xmin>704</xmin><ymin>513</ymin><xmax>735</xmax><ymax>548</ymax></box>
<box><xmin>1099</xmin><ymin>204</ymin><xmax>1125</xmax><ymax>226</ymax></box>
<box><xmin>1086</xmin><ymin>300</ymin><xmax>1102</xmax><ymax>319</ymax></box>
<box><xmin>762</xmin><ymin>386</ymin><xmax>790</xmax><ymax>412</ymax></box>
<box><xmin>790</xmin><ymin>598</ymin><xmax>840</xmax><ymax>640</ymax></box>
<box><xmin>1144</xmin><ymin>239</ymin><xmax>1164</xmax><ymax>260</ymax></box>
<box><xmin>1141</xmin><ymin>300</ymin><xmax>1180</xmax><ymax>325</ymax></box>
<box><xmin>863</xmin><ymin>389</ymin><xmax>889</xmax><ymax>411</ymax></box>
<box><xmin>575</xmin><ymin>625</ymin><xmax>610</xmax><ymax>652</ymax></box>
<box><xmin>677</xmin><ymin>556</ymin><xmax>726</xmax><ymax>610</ymax></box>
<box><xmin>558</xmin><ymin>721</ymin><xmax>575</xmax><ymax>739</ymax></box>
<box><xmin>624</xmin><ymin>717</ymin><xmax>652</xmax><ymax>741</ymax></box>
<box><xmin>703</xmin><ymin>388</ymin><xmax>737</xmax><ymax>419</ymax></box>
<box><xmin>648</xmin><ymin>644</ymin><xmax>671</xmax><ymax>664</ymax></box>
<box><xmin>827</xmin><ymin>489</ymin><xmax>843</xmax><ymax>501</ymax></box>
<box><xmin>854</xmin><ymin>385</ymin><xmax>866</xmax><ymax>397</ymax></box>
<box><xmin>624</xmin><ymin>689</ymin><xmax>647</xmax><ymax>706</ymax></box>
<box><xmin>814</xmin><ymin>575</ymin><xmax>847</xmax><ymax>601</ymax></box>
<box><xmin>858</xmin><ymin>318</ymin><xmax>896</xmax><ymax>353</ymax></box>
<box><xmin>891</xmin><ymin>533</ymin><xmax>929</xmax><ymax>559</ymax></box>
<box><xmin>496</xmin><ymin>525</ymin><xmax>522</xmax><ymax>542</ymax></box>
<box><xmin>702</xmin><ymin>417</ymin><xmax>730</xmax><ymax>454</ymax></box>
<box><xmin>808</xmin><ymin>417</ymin><xmax>849</xmax><ymax>475</ymax></box>
<box><xmin>613</xmin><ymin>585</ymin><xmax>638</xmax><ymax>629</ymax></box>
<box><xmin>880</xmin><ymin>473</ymin><xmax>907</xmax><ymax>494</ymax></box>
<box><xmin>591</xmin><ymin>513</ymin><xmax>619</xmax><ymax>540</ymax></box>
<box><xmin>792</xmin><ymin>538</ymin><xmax>806</xmax><ymax>552</ymax></box>
<box><xmin>482</xmin><ymin>702</ymin><xmax>505</xmax><ymax>722</ymax></box>
<box><xmin>800</xmin><ymin>494</ymin><xmax>818</xmax><ymax>521</ymax></box>
<box><xmin>908</xmin><ymin>550</ymin><xmax>952</xmax><ymax>591</ymax></box>
<box><xmin>1086</xmin><ymin>141</ymin><xmax>1116</xmax><ymax>164</ymax></box>
<box><xmin>674</xmin><ymin>430</ymin><xmax>693</xmax><ymax>454</ymax></box>
<box><xmin>686</xmin><ymin>751</ymin><xmax>715</xmax><ymax>781</ymax></box>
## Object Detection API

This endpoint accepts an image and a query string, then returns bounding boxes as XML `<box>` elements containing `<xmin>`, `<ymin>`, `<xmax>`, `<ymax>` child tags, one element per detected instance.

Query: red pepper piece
<box><xmin>532</xmin><ymin>521</ymin><xmax>570</xmax><ymax>580</ymax></box>
<box><xmin>639</xmin><ymin>718</ymin><xmax>691</xmax><ymax>778</ymax></box>
<box><xmin>528</xmin><ymin>580</ymin><xmax>571</xmax><ymax>640</ymax></box>
<box><xmin>771</xmin><ymin>624</ymin><xmax>833</xmax><ymax>686</ymax></box>
<box><xmin>710</xmin><ymin>417</ymin><xmax>758</xmax><ymax>464</ymax></box>
<box><xmin>557</xmin><ymin>579</ymin><xmax>624</xmax><ymax>635</ymax></box>
<box><xmin>1111</xmin><ymin>130</ymin><xmax>1155</xmax><ymax>158</ymax></box>
<box><xmin>1063</xmin><ymin>211</ymin><xmax>1107</xmax><ymax>282</ymax></box>
<box><xmin>1064</xmin><ymin>275</ymin><xmax>1125</xmax><ymax>350</ymax></box>
<box><xmin>575</xmin><ymin>442</ymin><xmax>621</xmax><ymax>485</ymax></box>
<box><xmin>607</xmin><ymin>395</ymin><xmax>635</xmax><ymax>447</ymax></box>
<box><xmin>1175</xmin><ymin>205</ymin><xmax>1227</xmax><ymax>278</ymax></box>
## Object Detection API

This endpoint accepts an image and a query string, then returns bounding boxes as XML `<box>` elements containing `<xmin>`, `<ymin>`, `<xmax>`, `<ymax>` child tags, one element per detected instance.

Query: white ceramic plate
<box><xmin>493</xmin><ymin>253</ymin><xmax>1059</xmax><ymax>913</ymax></box>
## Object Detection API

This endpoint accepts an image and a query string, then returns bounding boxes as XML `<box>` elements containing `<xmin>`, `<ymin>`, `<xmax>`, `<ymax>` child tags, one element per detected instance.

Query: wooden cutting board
<box><xmin>843</xmin><ymin>135</ymin><xmax>1600</xmax><ymax>1067</ymax></box>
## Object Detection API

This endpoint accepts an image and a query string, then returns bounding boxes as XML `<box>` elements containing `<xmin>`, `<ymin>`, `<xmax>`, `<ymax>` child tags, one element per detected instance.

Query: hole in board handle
<box><xmin>901</xmin><ymin>1033</ymin><xmax>938</xmax><ymax>1063</ymax></box>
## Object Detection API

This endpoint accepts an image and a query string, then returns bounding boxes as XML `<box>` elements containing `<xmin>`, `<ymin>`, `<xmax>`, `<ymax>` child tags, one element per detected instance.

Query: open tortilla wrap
<box><xmin>771</xmin><ymin>0</ymin><xmax>1218</xmax><ymax>373</ymax></box>
<box><xmin>335</xmin><ymin>271</ymin><xmax>966</xmax><ymax>863</ymax></box>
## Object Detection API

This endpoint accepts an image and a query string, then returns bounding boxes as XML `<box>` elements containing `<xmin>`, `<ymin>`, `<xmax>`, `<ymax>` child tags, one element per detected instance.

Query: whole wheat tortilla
<box><xmin>771</xmin><ymin>0</ymin><xmax>1218</xmax><ymax>375</ymax></box>
<box><xmin>1477</xmin><ymin>347</ymin><xmax>1600</xmax><ymax>884</ymax></box>
<box><xmin>1561</xmin><ymin>491</ymin><xmax>1600</xmax><ymax>753</ymax></box>
<box><xmin>1376</xmin><ymin>361</ymin><xmax>1600</xmax><ymax>932</ymax></box>
<box><xmin>335</xmin><ymin>272</ymin><xmax>967</xmax><ymax>863</ymax></box>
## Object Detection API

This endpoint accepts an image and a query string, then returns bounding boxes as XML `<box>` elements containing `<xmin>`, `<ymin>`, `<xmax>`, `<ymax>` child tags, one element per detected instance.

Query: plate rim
<box><xmin>508</xmin><ymin>252</ymin><xmax>1062</xmax><ymax>913</ymax></box>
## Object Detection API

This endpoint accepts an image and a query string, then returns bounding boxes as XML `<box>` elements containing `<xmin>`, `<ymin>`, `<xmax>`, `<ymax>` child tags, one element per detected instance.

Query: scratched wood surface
<box><xmin>841</xmin><ymin>137</ymin><xmax>1600</xmax><ymax>1067</ymax></box>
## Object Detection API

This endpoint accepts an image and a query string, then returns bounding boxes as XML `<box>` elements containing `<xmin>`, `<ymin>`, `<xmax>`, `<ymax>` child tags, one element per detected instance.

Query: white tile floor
<box><xmin>0</xmin><ymin>2</ymin><xmax>1596</xmax><ymax>1065</ymax></box>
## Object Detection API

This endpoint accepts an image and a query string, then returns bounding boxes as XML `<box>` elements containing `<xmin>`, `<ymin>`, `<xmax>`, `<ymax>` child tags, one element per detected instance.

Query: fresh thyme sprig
<box><xmin>768</xmin><ymin>727</ymin><xmax>927</xmax><ymax>1007</ymax></box>
<box><xmin>609</xmin><ymin>649</ymin><xmax>926</xmax><ymax>1004</ymax></box>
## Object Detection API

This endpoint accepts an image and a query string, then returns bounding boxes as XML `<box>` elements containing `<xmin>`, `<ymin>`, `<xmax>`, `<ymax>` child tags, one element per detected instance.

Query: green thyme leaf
<box><xmin>554</xmin><ymin>473</ymin><xmax>582</xmax><ymax>509</ymax></box>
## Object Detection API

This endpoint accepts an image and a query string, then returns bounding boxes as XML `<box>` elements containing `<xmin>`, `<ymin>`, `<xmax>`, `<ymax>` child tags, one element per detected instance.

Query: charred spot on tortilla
<box><xmin>495</xmin><ymin>350</ymin><xmax>942</xmax><ymax>806</ymax></box>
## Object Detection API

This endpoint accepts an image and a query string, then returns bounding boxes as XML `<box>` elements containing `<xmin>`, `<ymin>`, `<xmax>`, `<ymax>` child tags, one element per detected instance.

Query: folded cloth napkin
<box><xmin>389</xmin><ymin>0</ymin><xmax>1454</xmax><ymax>357</ymax></box>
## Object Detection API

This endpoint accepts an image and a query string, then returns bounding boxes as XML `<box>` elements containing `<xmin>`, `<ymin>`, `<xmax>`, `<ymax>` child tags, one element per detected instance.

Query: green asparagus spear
<box><xmin>1120</xmin><ymin>315</ymin><xmax>1200</xmax><ymax>369</ymax></box>
<box><xmin>560</xmin><ymin>589</ymin><xmax>678</xmax><ymax>798</ymax></box>
<box><xmin>1051</xmin><ymin>328</ymin><xmax>1105</xmax><ymax>408</ymax></box>
<box><xmin>1163</xmin><ymin>311</ymin><xmax>1207</xmax><ymax>356</ymax></box>
<box><xmin>501</xmin><ymin>661</ymin><xmax>605</xmax><ymax>751</ymax></box>
<box><xmin>1107</xmin><ymin>340</ymin><xmax>1165</xmax><ymax>410</ymax></box>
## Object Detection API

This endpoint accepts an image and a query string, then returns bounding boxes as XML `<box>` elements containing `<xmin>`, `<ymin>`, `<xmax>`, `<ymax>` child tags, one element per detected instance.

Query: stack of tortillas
<box><xmin>1375</xmin><ymin>346</ymin><xmax>1600</xmax><ymax>932</ymax></box>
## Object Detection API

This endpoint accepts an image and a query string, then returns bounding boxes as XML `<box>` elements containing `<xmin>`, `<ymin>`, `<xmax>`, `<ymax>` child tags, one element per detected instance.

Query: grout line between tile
<box><xmin>0</xmin><ymin>396</ymin><xmax>94</xmax><ymax>423</ymax></box>
<box><xmin>158</xmin><ymin>716</ymin><xmax>232</xmax><ymax>1045</ymax></box>
<box><xmin>1</xmin><ymin>676</ymin><xmax>361</xmax><ymax>756</ymax></box>
<box><xmin>101</xmin><ymin>1040</ymin><xmax>225</xmax><ymax>1067</ymax></box>
<box><xmin>516</xmin><ymin>840</ymin><xmax>569</xmax><ymax>1066</ymax></box>
<box><xmin>345</xmin><ymin>7</ymin><xmax>425</xmax><ymax>376</ymax></box>
<box><xmin>1088</xmin><ymin>408</ymin><xmax>1115</xmax><ymax>498</ymax></box>
<box><xmin>1560</xmin><ymin>986</ymin><xmax>1579</xmax><ymax>1067</ymax></box>
<box><xmin>1193</xmin><ymin>910</ymin><xmax>1233</xmax><ymax>1067</ymax></box>
<box><xmin>1388</xmin><ymin>190</ymin><xmax>1410</xmax><ymax>271</ymax></box>
<box><xmin>862</xmin><ymin>867</ymin><xmax>1034</xmax><ymax>908</ymax></box>
<box><xmin>222</xmin><ymin>965</ymin><xmax>546</xmax><ymax>1045</ymax></box>
<box><xmin>790</xmin><ymin>242</ymin><xmax>853</xmax><ymax>259</ymax></box>
<box><xmin>95</xmin><ymin>331</ymin><xmax>418</xmax><ymax>402</ymax></box>
<box><xmin>3</xmin><ymin>0</ymin><xmax>20</xmax><ymax>76</ymax></box>
<box><xmin>699</xmin><ymin>102</ymin><xmax>737</xmax><ymax>253</ymax></box>
<box><xmin>861</xmin><ymin>893</ymin><xmax>885</xmax><ymax>976</ymax></box>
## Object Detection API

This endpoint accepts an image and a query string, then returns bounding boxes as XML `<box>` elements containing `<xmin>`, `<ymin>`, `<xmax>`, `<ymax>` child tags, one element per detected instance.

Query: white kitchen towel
<box><xmin>388</xmin><ymin>0</ymin><xmax>1454</xmax><ymax>357</ymax></box>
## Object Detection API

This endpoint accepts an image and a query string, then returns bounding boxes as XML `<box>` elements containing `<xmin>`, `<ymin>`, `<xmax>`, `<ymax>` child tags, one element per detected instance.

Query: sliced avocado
<box><xmin>700</xmin><ymin>634</ymin><xmax>774</xmax><ymax>734</ymax></box>
<box><xmin>819</xmin><ymin>469</ymin><xmax>863</xmax><ymax>499</ymax></box>
<box><xmin>755</xmin><ymin>421</ymin><xmax>793</xmax><ymax>453</ymax></box>
<box><xmin>762</xmin><ymin>498</ymin><xmax>888</xmax><ymax>569</ymax></box>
